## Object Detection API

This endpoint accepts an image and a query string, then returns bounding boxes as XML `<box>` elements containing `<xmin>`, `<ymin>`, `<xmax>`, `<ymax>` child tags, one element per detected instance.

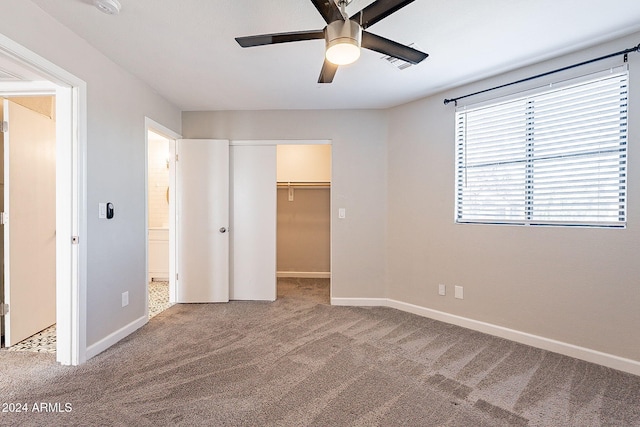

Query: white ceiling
<box><xmin>30</xmin><ymin>0</ymin><xmax>640</xmax><ymax>111</ymax></box>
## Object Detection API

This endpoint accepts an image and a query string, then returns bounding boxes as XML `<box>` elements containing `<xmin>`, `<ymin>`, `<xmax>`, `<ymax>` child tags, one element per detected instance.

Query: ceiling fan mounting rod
<box><xmin>336</xmin><ymin>0</ymin><xmax>351</xmax><ymax>19</ymax></box>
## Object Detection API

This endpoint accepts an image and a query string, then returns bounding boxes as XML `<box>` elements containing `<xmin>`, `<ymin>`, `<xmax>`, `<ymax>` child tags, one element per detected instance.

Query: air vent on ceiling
<box><xmin>381</xmin><ymin>43</ymin><xmax>420</xmax><ymax>70</ymax></box>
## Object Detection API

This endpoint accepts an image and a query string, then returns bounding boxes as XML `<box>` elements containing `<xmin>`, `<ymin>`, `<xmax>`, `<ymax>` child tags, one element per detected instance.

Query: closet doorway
<box><xmin>276</xmin><ymin>144</ymin><xmax>331</xmax><ymax>303</ymax></box>
<box><xmin>229</xmin><ymin>140</ymin><xmax>331</xmax><ymax>303</ymax></box>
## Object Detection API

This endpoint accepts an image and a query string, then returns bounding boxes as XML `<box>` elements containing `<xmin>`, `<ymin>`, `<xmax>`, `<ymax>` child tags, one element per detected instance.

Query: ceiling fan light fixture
<box><xmin>325</xmin><ymin>20</ymin><xmax>362</xmax><ymax>65</ymax></box>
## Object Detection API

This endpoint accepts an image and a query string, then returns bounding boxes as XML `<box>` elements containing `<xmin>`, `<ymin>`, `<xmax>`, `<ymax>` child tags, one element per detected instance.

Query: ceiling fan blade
<box><xmin>236</xmin><ymin>30</ymin><xmax>325</xmax><ymax>48</ymax></box>
<box><xmin>318</xmin><ymin>59</ymin><xmax>338</xmax><ymax>83</ymax></box>
<box><xmin>361</xmin><ymin>31</ymin><xmax>428</xmax><ymax>64</ymax></box>
<box><xmin>351</xmin><ymin>0</ymin><xmax>416</xmax><ymax>29</ymax></box>
<box><xmin>310</xmin><ymin>0</ymin><xmax>345</xmax><ymax>24</ymax></box>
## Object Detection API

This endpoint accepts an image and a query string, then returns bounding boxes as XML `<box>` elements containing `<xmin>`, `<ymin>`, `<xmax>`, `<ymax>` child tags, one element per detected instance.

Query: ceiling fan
<box><xmin>235</xmin><ymin>0</ymin><xmax>428</xmax><ymax>83</ymax></box>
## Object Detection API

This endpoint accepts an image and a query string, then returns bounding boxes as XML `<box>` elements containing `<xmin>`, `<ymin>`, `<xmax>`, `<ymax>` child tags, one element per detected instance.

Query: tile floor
<box><xmin>3</xmin><ymin>281</ymin><xmax>171</xmax><ymax>354</ymax></box>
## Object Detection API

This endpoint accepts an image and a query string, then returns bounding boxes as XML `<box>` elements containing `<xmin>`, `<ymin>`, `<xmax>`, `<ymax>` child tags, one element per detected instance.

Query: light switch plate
<box><xmin>455</xmin><ymin>285</ymin><xmax>464</xmax><ymax>299</ymax></box>
<box><xmin>338</xmin><ymin>208</ymin><xmax>346</xmax><ymax>219</ymax></box>
<box><xmin>438</xmin><ymin>284</ymin><xmax>446</xmax><ymax>296</ymax></box>
<box><xmin>99</xmin><ymin>202</ymin><xmax>106</xmax><ymax>219</ymax></box>
<box><xmin>122</xmin><ymin>291</ymin><xmax>129</xmax><ymax>307</ymax></box>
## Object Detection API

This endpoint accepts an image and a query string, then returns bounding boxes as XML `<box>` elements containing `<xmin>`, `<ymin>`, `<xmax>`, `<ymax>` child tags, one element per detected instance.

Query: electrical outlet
<box><xmin>122</xmin><ymin>291</ymin><xmax>129</xmax><ymax>307</ymax></box>
<box><xmin>438</xmin><ymin>284</ymin><xmax>446</xmax><ymax>296</ymax></box>
<box><xmin>454</xmin><ymin>286</ymin><xmax>464</xmax><ymax>299</ymax></box>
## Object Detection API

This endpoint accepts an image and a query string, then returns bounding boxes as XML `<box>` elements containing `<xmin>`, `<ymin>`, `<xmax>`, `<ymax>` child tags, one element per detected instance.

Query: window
<box><xmin>455</xmin><ymin>68</ymin><xmax>628</xmax><ymax>227</ymax></box>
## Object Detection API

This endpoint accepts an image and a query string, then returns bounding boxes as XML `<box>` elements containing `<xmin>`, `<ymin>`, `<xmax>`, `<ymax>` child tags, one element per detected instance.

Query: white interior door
<box><xmin>3</xmin><ymin>99</ymin><xmax>57</xmax><ymax>346</ymax></box>
<box><xmin>230</xmin><ymin>144</ymin><xmax>277</xmax><ymax>301</ymax></box>
<box><xmin>176</xmin><ymin>139</ymin><xmax>229</xmax><ymax>303</ymax></box>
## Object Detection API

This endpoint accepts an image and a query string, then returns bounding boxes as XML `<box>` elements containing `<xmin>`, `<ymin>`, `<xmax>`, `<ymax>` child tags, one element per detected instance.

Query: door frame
<box><xmin>0</xmin><ymin>33</ymin><xmax>87</xmax><ymax>365</ymax></box>
<box><xmin>144</xmin><ymin>118</ymin><xmax>181</xmax><ymax>309</ymax></box>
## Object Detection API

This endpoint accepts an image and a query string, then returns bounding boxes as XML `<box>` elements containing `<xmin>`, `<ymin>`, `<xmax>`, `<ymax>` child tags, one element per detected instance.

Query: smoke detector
<box><xmin>94</xmin><ymin>0</ymin><xmax>121</xmax><ymax>15</ymax></box>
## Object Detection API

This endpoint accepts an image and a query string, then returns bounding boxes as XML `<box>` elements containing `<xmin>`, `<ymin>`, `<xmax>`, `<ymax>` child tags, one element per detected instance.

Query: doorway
<box><xmin>0</xmin><ymin>35</ymin><xmax>86</xmax><ymax>365</ymax></box>
<box><xmin>145</xmin><ymin>118</ymin><xmax>180</xmax><ymax>314</ymax></box>
<box><xmin>276</xmin><ymin>144</ymin><xmax>331</xmax><ymax>303</ymax></box>
<box><xmin>0</xmin><ymin>96</ymin><xmax>57</xmax><ymax>352</ymax></box>
<box><xmin>146</xmin><ymin>129</ymin><xmax>173</xmax><ymax>318</ymax></box>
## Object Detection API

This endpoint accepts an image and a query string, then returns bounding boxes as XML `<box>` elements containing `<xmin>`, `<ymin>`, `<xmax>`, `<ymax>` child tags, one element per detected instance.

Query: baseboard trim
<box><xmin>85</xmin><ymin>315</ymin><xmax>147</xmax><ymax>360</ymax></box>
<box><xmin>277</xmin><ymin>271</ymin><xmax>331</xmax><ymax>279</ymax></box>
<box><xmin>331</xmin><ymin>297</ymin><xmax>386</xmax><ymax>306</ymax></box>
<box><xmin>331</xmin><ymin>297</ymin><xmax>640</xmax><ymax>376</ymax></box>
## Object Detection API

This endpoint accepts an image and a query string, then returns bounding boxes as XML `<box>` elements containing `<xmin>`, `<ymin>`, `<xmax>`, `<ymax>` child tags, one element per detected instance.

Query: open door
<box><xmin>2</xmin><ymin>98</ymin><xmax>56</xmax><ymax>346</ymax></box>
<box><xmin>175</xmin><ymin>139</ymin><xmax>229</xmax><ymax>303</ymax></box>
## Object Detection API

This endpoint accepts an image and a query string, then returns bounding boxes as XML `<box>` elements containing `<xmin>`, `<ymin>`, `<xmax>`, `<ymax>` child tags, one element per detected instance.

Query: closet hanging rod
<box><xmin>277</xmin><ymin>181</ymin><xmax>331</xmax><ymax>188</ymax></box>
<box><xmin>443</xmin><ymin>42</ymin><xmax>640</xmax><ymax>106</ymax></box>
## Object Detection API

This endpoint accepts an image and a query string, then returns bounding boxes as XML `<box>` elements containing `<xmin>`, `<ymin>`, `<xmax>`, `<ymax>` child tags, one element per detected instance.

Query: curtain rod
<box><xmin>443</xmin><ymin>43</ymin><xmax>640</xmax><ymax>106</ymax></box>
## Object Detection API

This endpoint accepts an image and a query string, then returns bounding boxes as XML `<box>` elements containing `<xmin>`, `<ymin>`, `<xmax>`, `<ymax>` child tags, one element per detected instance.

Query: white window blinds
<box><xmin>455</xmin><ymin>68</ymin><xmax>628</xmax><ymax>227</ymax></box>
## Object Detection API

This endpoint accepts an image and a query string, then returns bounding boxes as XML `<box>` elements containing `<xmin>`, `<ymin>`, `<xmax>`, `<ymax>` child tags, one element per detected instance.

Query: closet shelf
<box><xmin>277</xmin><ymin>181</ymin><xmax>331</xmax><ymax>189</ymax></box>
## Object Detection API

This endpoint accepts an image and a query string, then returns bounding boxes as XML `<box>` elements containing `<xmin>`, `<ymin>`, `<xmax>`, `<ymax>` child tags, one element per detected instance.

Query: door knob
<box><xmin>219</xmin><ymin>227</ymin><xmax>227</xmax><ymax>233</ymax></box>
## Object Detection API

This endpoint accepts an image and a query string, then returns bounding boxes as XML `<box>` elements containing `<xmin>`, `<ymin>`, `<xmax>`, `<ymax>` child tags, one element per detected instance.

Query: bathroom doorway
<box><xmin>146</xmin><ymin>129</ymin><xmax>173</xmax><ymax>318</ymax></box>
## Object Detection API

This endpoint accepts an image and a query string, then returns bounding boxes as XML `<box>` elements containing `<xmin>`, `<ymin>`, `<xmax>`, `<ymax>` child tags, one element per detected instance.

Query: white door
<box><xmin>3</xmin><ymin>99</ymin><xmax>57</xmax><ymax>346</ymax></box>
<box><xmin>230</xmin><ymin>144</ymin><xmax>277</xmax><ymax>301</ymax></box>
<box><xmin>175</xmin><ymin>139</ymin><xmax>229</xmax><ymax>303</ymax></box>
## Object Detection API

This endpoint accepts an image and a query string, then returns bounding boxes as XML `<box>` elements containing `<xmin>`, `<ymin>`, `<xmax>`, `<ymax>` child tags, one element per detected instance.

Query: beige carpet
<box><xmin>1</xmin><ymin>278</ymin><xmax>639</xmax><ymax>426</ymax></box>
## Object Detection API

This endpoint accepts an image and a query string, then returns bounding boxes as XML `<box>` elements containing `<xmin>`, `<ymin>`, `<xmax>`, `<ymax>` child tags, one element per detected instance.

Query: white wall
<box><xmin>277</xmin><ymin>144</ymin><xmax>331</xmax><ymax>183</ymax></box>
<box><xmin>277</xmin><ymin>187</ymin><xmax>331</xmax><ymax>274</ymax></box>
<box><xmin>386</xmin><ymin>31</ymin><xmax>640</xmax><ymax>363</ymax></box>
<box><xmin>182</xmin><ymin>110</ymin><xmax>388</xmax><ymax>298</ymax></box>
<box><xmin>0</xmin><ymin>2</ymin><xmax>181</xmax><ymax>348</ymax></box>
